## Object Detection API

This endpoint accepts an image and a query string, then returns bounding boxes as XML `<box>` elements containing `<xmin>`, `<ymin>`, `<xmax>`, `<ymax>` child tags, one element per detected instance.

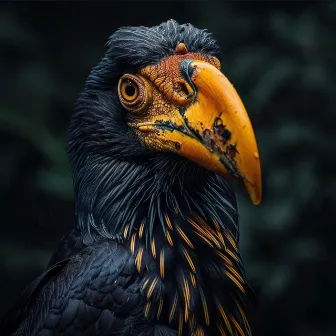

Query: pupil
<box><xmin>125</xmin><ymin>83</ymin><xmax>136</xmax><ymax>97</ymax></box>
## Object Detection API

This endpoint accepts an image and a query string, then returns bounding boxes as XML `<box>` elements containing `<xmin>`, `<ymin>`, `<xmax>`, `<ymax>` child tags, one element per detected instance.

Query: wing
<box><xmin>47</xmin><ymin>228</ymin><xmax>107</xmax><ymax>268</ymax></box>
<box><xmin>0</xmin><ymin>259</ymin><xmax>70</xmax><ymax>335</ymax></box>
<box><xmin>47</xmin><ymin>227</ymin><xmax>85</xmax><ymax>267</ymax></box>
<box><xmin>0</xmin><ymin>241</ymin><xmax>146</xmax><ymax>336</ymax></box>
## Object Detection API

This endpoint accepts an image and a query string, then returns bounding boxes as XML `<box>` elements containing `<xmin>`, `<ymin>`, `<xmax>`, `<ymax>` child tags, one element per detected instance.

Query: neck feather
<box><xmin>73</xmin><ymin>154</ymin><xmax>253</xmax><ymax>335</ymax></box>
<box><xmin>73</xmin><ymin>153</ymin><xmax>238</xmax><ymax>241</ymax></box>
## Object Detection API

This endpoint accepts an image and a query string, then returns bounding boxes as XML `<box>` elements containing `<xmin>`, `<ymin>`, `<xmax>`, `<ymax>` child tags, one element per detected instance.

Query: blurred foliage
<box><xmin>0</xmin><ymin>2</ymin><xmax>335</xmax><ymax>335</ymax></box>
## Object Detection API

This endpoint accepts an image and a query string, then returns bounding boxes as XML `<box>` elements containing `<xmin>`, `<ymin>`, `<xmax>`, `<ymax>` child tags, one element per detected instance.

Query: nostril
<box><xmin>179</xmin><ymin>58</ymin><xmax>197</xmax><ymax>102</ymax></box>
<box><xmin>175</xmin><ymin>80</ymin><xmax>193</xmax><ymax>99</ymax></box>
<box><xmin>180</xmin><ymin>81</ymin><xmax>190</xmax><ymax>96</ymax></box>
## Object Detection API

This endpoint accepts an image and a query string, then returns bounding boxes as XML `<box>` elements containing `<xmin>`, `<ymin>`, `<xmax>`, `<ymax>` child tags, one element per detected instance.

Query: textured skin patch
<box><xmin>139</xmin><ymin>53</ymin><xmax>220</xmax><ymax>106</ymax></box>
<box><xmin>175</xmin><ymin>42</ymin><xmax>189</xmax><ymax>55</ymax></box>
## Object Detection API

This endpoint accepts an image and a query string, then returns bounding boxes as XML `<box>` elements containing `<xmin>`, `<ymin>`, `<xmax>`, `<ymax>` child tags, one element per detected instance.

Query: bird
<box><xmin>0</xmin><ymin>20</ymin><xmax>262</xmax><ymax>336</ymax></box>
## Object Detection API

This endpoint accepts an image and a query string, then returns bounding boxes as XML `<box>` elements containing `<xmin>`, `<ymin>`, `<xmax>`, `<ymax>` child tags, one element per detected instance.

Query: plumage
<box><xmin>0</xmin><ymin>19</ymin><xmax>262</xmax><ymax>335</ymax></box>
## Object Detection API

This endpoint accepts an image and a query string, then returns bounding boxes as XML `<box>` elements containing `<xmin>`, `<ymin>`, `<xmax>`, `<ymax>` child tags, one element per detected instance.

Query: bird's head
<box><xmin>69</xmin><ymin>20</ymin><xmax>262</xmax><ymax>238</ymax></box>
<box><xmin>70</xmin><ymin>20</ymin><xmax>261</xmax><ymax>203</ymax></box>
<box><xmin>119</xmin><ymin>45</ymin><xmax>261</xmax><ymax>205</ymax></box>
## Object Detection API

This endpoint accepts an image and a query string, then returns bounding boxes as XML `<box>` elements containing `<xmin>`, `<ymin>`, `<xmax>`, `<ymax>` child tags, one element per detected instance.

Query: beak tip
<box><xmin>252</xmin><ymin>195</ymin><xmax>262</xmax><ymax>206</ymax></box>
<box><xmin>244</xmin><ymin>175</ymin><xmax>262</xmax><ymax>205</ymax></box>
<box><xmin>244</xmin><ymin>177</ymin><xmax>262</xmax><ymax>206</ymax></box>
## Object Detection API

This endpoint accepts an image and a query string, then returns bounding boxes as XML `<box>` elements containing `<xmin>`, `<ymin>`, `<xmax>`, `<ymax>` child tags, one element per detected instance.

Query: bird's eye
<box><xmin>118</xmin><ymin>74</ymin><xmax>151</xmax><ymax>113</ymax></box>
<box><xmin>121</xmin><ymin>80</ymin><xmax>138</xmax><ymax>101</ymax></box>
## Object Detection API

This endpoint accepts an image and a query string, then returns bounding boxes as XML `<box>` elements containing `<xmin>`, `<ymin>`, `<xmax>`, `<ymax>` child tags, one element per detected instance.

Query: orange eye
<box><xmin>118</xmin><ymin>74</ymin><xmax>151</xmax><ymax>113</ymax></box>
<box><xmin>120</xmin><ymin>80</ymin><xmax>139</xmax><ymax>101</ymax></box>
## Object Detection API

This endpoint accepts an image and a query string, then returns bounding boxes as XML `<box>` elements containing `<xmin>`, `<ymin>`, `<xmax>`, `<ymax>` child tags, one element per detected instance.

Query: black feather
<box><xmin>1</xmin><ymin>20</ymin><xmax>254</xmax><ymax>336</ymax></box>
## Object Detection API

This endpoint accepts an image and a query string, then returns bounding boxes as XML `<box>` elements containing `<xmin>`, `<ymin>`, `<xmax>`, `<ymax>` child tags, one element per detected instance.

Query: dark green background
<box><xmin>0</xmin><ymin>1</ymin><xmax>335</xmax><ymax>335</ymax></box>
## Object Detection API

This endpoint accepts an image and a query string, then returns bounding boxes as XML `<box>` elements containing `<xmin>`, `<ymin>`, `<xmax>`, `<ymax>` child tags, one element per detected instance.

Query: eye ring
<box><xmin>118</xmin><ymin>74</ymin><xmax>151</xmax><ymax>113</ymax></box>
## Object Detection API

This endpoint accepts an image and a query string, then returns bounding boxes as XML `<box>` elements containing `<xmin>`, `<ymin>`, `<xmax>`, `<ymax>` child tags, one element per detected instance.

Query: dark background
<box><xmin>0</xmin><ymin>1</ymin><xmax>335</xmax><ymax>335</ymax></box>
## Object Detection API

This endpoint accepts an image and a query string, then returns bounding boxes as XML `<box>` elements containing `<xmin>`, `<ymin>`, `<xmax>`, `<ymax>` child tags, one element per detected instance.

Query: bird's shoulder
<box><xmin>47</xmin><ymin>226</ymin><xmax>94</xmax><ymax>266</ymax></box>
<box><xmin>0</xmin><ymin>240</ymin><xmax>147</xmax><ymax>336</ymax></box>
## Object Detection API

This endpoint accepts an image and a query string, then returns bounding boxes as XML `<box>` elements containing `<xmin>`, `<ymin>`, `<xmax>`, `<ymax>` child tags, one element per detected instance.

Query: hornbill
<box><xmin>0</xmin><ymin>20</ymin><xmax>262</xmax><ymax>336</ymax></box>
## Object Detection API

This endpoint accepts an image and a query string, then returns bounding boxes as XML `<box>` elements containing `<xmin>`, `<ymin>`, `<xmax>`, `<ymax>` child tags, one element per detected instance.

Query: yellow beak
<box><xmin>181</xmin><ymin>60</ymin><xmax>262</xmax><ymax>204</ymax></box>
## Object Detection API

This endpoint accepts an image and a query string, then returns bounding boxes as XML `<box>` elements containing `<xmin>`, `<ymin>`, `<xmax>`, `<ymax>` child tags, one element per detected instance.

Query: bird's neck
<box><xmin>73</xmin><ymin>154</ymin><xmax>238</xmax><ymax>242</ymax></box>
<box><xmin>72</xmin><ymin>155</ymin><xmax>252</xmax><ymax>334</ymax></box>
